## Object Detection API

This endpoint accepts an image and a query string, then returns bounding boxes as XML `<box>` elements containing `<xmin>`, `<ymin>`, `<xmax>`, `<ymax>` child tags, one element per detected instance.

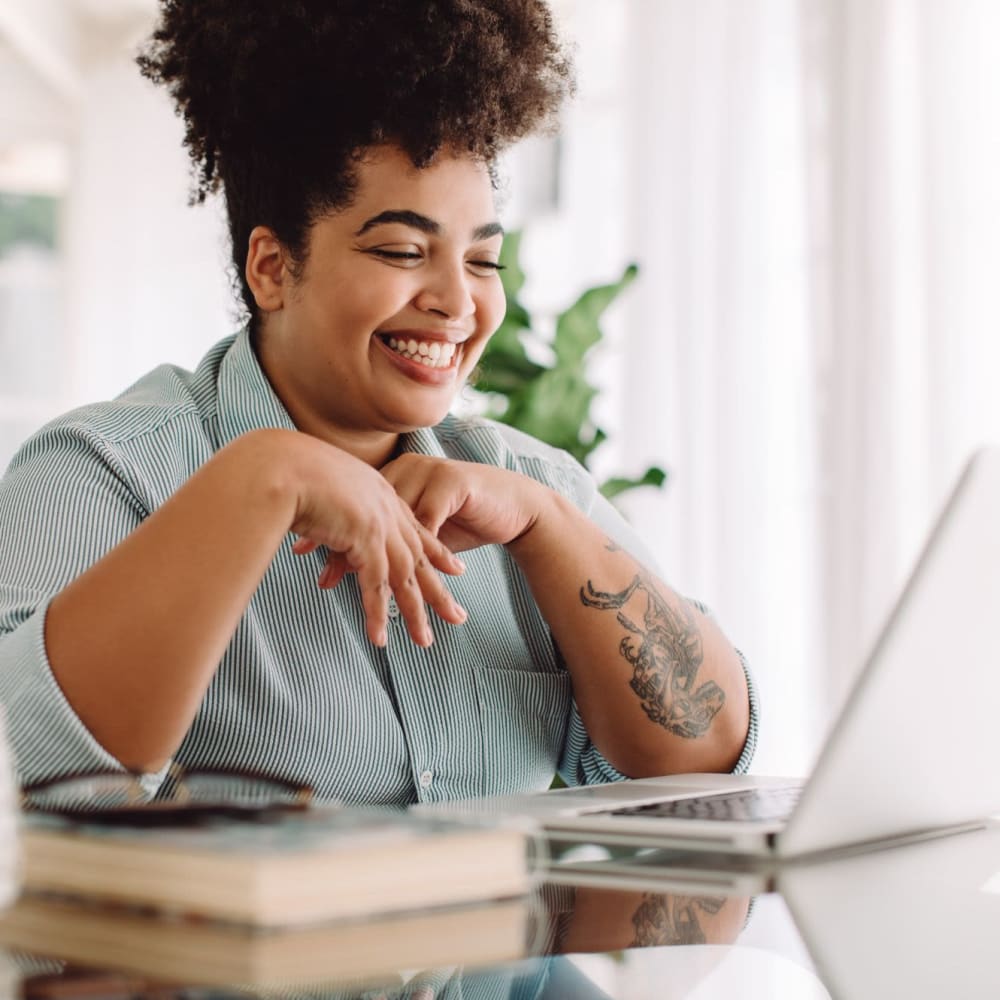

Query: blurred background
<box><xmin>3</xmin><ymin>0</ymin><xmax>1000</xmax><ymax>776</ymax></box>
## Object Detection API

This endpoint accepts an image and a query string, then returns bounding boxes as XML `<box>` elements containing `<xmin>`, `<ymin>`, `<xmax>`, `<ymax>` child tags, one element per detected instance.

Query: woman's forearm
<box><xmin>507</xmin><ymin>491</ymin><xmax>750</xmax><ymax>777</ymax></box>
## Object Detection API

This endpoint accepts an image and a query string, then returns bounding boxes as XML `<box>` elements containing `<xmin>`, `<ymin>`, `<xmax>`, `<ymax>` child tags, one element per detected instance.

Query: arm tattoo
<box><xmin>630</xmin><ymin>894</ymin><xmax>726</xmax><ymax>947</ymax></box>
<box><xmin>580</xmin><ymin>574</ymin><xmax>725</xmax><ymax>737</ymax></box>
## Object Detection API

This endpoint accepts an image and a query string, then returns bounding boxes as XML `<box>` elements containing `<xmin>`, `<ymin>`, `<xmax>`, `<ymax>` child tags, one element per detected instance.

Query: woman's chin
<box><xmin>378</xmin><ymin>399</ymin><xmax>455</xmax><ymax>433</ymax></box>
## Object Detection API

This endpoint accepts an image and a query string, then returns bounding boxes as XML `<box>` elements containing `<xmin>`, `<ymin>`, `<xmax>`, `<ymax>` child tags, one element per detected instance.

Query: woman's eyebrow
<box><xmin>354</xmin><ymin>210</ymin><xmax>439</xmax><ymax>236</ymax></box>
<box><xmin>354</xmin><ymin>211</ymin><xmax>504</xmax><ymax>242</ymax></box>
<box><xmin>472</xmin><ymin>221</ymin><xmax>504</xmax><ymax>241</ymax></box>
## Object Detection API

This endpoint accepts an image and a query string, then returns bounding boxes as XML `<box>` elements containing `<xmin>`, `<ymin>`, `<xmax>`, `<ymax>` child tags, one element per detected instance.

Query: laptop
<box><xmin>420</xmin><ymin>446</ymin><xmax>1000</xmax><ymax>860</ymax></box>
<box><xmin>777</xmin><ymin>821</ymin><xmax>1000</xmax><ymax>997</ymax></box>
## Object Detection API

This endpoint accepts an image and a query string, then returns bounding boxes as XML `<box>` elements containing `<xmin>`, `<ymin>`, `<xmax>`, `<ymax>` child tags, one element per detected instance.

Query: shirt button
<box><xmin>419</xmin><ymin>769</ymin><xmax>434</xmax><ymax>789</ymax></box>
<box><xmin>387</xmin><ymin>595</ymin><xmax>400</xmax><ymax>619</ymax></box>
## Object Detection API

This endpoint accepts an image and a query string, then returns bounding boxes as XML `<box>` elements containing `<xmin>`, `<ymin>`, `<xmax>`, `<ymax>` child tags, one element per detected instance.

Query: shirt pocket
<box><xmin>472</xmin><ymin>668</ymin><xmax>572</xmax><ymax>797</ymax></box>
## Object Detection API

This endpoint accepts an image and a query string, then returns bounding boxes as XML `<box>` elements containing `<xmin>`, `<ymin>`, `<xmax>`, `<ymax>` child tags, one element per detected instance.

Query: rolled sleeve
<box><xmin>0</xmin><ymin>420</ymin><xmax>154</xmax><ymax>788</ymax></box>
<box><xmin>731</xmin><ymin>647</ymin><xmax>759</xmax><ymax>775</ymax></box>
<box><xmin>558</xmin><ymin>699</ymin><xmax>630</xmax><ymax>786</ymax></box>
<box><xmin>0</xmin><ymin>603</ymin><xmax>126</xmax><ymax>785</ymax></box>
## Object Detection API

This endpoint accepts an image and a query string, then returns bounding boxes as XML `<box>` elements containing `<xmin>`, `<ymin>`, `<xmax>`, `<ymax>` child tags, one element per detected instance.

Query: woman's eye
<box><xmin>467</xmin><ymin>259</ymin><xmax>506</xmax><ymax>275</ymax></box>
<box><xmin>368</xmin><ymin>248</ymin><xmax>422</xmax><ymax>263</ymax></box>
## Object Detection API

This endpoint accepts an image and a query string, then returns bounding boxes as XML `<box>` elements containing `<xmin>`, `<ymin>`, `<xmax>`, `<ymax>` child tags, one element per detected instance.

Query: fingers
<box><xmin>415</xmin><ymin>552</ymin><xmax>468</xmax><ymax>627</ymax></box>
<box><xmin>383</xmin><ymin>458</ymin><xmax>460</xmax><ymax>537</ymax></box>
<box><xmin>308</xmin><ymin>518</ymin><xmax>464</xmax><ymax>649</ymax></box>
<box><xmin>408</xmin><ymin>532</ymin><xmax>467</xmax><ymax>626</ymax></box>
<box><xmin>356</xmin><ymin>565</ymin><xmax>391</xmax><ymax>648</ymax></box>
<box><xmin>383</xmin><ymin>519</ymin><xmax>467</xmax><ymax>645</ymax></box>
<box><xmin>410</xmin><ymin>509</ymin><xmax>465</xmax><ymax>576</ymax></box>
<box><xmin>384</xmin><ymin>547</ymin><xmax>433</xmax><ymax>648</ymax></box>
<box><xmin>317</xmin><ymin>551</ymin><xmax>349</xmax><ymax>589</ymax></box>
<box><xmin>292</xmin><ymin>457</ymin><xmax>467</xmax><ymax>647</ymax></box>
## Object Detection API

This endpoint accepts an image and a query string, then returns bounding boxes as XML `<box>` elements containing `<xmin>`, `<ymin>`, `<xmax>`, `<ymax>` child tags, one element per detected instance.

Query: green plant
<box><xmin>0</xmin><ymin>194</ymin><xmax>58</xmax><ymax>256</ymax></box>
<box><xmin>472</xmin><ymin>230</ymin><xmax>666</xmax><ymax>500</ymax></box>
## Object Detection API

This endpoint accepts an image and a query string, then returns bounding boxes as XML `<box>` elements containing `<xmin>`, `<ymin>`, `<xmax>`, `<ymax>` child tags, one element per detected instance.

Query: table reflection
<box><xmin>554</xmin><ymin>886</ymin><xmax>748</xmax><ymax>954</ymax></box>
<box><xmin>15</xmin><ymin>822</ymin><xmax>1000</xmax><ymax>1000</ymax></box>
<box><xmin>5</xmin><ymin>882</ymin><xmax>756</xmax><ymax>999</ymax></box>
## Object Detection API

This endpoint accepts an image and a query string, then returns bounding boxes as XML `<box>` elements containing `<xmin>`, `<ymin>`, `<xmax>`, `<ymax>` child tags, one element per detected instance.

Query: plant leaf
<box><xmin>469</xmin><ymin>237</ymin><xmax>666</xmax><ymax>491</ymax></box>
<box><xmin>599</xmin><ymin>466</ymin><xmax>668</xmax><ymax>500</ymax></box>
<box><xmin>475</xmin><ymin>305</ymin><xmax>546</xmax><ymax>394</ymax></box>
<box><xmin>499</xmin><ymin>230</ymin><xmax>528</xmax><ymax>301</ymax></box>
<box><xmin>502</xmin><ymin>367</ymin><xmax>599</xmax><ymax>464</ymax></box>
<box><xmin>553</xmin><ymin>263</ymin><xmax>638</xmax><ymax>365</ymax></box>
<box><xmin>473</xmin><ymin>354</ymin><xmax>546</xmax><ymax>395</ymax></box>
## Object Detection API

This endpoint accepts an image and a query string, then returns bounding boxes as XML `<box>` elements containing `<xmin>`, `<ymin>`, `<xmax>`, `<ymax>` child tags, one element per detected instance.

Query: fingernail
<box><xmin>454</xmin><ymin>604</ymin><xmax>467</xmax><ymax>622</ymax></box>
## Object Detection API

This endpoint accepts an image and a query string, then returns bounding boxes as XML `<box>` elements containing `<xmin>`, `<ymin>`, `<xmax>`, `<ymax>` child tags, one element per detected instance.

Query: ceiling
<box><xmin>0</xmin><ymin>0</ymin><xmax>159</xmax><ymax>189</ymax></box>
<box><xmin>1</xmin><ymin>0</ymin><xmax>156</xmax><ymax>107</ymax></box>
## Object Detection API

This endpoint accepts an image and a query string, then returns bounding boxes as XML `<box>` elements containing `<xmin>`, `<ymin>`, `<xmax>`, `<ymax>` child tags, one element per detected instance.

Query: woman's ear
<box><xmin>245</xmin><ymin>226</ymin><xmax>289</xmax><ymax>312</ymax></box>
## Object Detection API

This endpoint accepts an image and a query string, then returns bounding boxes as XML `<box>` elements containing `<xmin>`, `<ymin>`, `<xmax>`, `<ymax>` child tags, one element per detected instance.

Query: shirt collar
<box><xmin>216</xmin><ymin>328</ymin><xmax>298</xmax><ymax>449</ymax></box>
<box><xmin>397</xmin><ymin>423</ymin><xmax>449</xmax><ymax>460</ymax></box>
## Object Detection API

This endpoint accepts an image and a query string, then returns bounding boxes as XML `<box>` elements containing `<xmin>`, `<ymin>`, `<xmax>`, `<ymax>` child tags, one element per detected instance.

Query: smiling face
<box><xmin>248</xmin><ymin>145</ymin><xmax>506</xmax><ymax>464</ymax></box>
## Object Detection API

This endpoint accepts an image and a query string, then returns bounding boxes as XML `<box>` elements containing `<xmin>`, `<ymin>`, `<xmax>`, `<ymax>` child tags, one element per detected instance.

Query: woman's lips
<box><xmin>374</xmin><ymin>334</ymin><xmax>463</xmax><ymax>384</ymax></box>
<box><xmin>381</xmin><ymin>333</ymin><xmax>458</xmax><ymax>369</ymax></box>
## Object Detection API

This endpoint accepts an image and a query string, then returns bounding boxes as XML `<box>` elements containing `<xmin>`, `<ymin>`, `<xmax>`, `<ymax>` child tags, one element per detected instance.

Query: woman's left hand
<box><xmin>380</xmin><ymin>454</ymin><xmax>549</xmax><ymax>553</ymax></box>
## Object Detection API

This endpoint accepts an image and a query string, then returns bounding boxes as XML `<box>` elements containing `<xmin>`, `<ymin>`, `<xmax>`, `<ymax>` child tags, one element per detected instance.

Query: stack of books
<box><xmin>0</xmin><ymin>805</ymin><xmax>540</xmax><ymax>990</ymax></box>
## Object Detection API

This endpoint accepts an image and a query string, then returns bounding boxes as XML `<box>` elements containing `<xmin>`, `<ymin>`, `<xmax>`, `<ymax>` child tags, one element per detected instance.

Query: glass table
<box><xmin>4</xmin><ymin>820</ymin><xmax>1000</xmax><ymax>999</ymax></box>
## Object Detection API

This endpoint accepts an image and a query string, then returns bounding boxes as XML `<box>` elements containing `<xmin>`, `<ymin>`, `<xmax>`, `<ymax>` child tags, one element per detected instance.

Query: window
<box><xmin>0</xmin><ymin>190</ymin><xmax>65</xmax><ymax>470</ymax></box>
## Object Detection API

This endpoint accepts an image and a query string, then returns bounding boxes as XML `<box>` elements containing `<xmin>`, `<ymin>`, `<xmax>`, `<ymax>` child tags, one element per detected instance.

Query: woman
<box><xmin>0</xmin><ymin>0</ymin><xmax>756</xmax><ymax>803</ymax></box>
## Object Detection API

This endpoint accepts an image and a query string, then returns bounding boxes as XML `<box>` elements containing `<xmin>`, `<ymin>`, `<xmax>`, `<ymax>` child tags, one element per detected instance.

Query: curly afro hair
<box><xmin>137</xmin><ymin>0</ymin><xmax>575</xmax><ymax>328</ymax></box>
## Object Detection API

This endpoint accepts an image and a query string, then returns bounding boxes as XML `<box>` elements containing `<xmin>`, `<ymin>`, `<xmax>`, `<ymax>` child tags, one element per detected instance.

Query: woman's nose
<box><xmin>413</xmin><ymin>261</ymin><xmax>475</xmax><ymax>320</ymax></box>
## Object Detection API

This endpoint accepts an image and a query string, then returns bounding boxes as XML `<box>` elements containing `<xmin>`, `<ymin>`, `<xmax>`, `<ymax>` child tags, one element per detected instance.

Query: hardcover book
<box><xmin>18</xmin><ymin>806</ymin><xmax>534</xmax><ymax>928</ymax></box>
<box><xmin>0</xmin><ymin>891</ymin><xmax>537</xmax><ymax>991</ymax></box>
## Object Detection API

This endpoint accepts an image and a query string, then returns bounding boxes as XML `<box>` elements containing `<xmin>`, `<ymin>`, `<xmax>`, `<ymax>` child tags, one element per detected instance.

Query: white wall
<box><xmin>63</xmin><ymin>28</ymin><xmax>232</xmax><ymax>406</ymax></box>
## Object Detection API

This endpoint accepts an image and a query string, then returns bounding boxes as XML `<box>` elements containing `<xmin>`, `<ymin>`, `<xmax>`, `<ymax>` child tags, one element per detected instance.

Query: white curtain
<box><xmin>606</xmin><ymin>0</ymin><xmax>1000</xmax><ymax>773</ymax></box>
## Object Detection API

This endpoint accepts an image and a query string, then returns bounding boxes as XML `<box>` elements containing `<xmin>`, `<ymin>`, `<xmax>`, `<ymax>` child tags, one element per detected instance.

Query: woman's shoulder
<box><xmin>27</xmin><ymin>336</ymin><xmax>233</xmax><ymax>450</ymax></box>
<box><xmin>432</xmin><ymin>413</ymin><xmax>595</xmax><ymax>504</ymax></box>
<box><xmin>434</xmin><ymin>413</ymin><xmax>576</xmax><ymax>466</ymax></box>
<box><xmin>3</xmin><ymin>336</ymin><xmax>238</xmax><ymax>500</ymax></box>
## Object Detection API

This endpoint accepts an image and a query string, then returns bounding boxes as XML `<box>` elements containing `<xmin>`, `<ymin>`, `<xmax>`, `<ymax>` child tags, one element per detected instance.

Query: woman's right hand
<box><xmin>280</xmin><ymin>432</ymin><xmax>467</xmax><ymax>649</ymax></box>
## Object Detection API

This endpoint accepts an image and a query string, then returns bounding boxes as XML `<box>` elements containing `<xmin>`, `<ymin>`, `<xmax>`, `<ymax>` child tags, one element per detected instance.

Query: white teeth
<box><xmin>383</xmin><ymin>336</ymin><xmax>458</xmax><ymax>369</ymax></box>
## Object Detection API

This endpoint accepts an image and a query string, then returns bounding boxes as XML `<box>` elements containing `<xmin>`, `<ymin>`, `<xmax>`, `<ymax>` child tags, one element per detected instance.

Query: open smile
<box><xmin>381</xmin><ymin>333</ymin><xmax>458</xmax><ymax>370</ymax></box>
<box><xmin>374</xmin><ymin>331</ymin><xmax>468</xmax><ymax>385</ymax></box>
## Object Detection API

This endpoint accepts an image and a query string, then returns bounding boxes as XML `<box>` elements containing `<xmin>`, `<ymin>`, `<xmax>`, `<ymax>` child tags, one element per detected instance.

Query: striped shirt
<box><xmin>0</xmin><ymin>330</ymin><xmax>758</xmax><ymax>802</ymax></box>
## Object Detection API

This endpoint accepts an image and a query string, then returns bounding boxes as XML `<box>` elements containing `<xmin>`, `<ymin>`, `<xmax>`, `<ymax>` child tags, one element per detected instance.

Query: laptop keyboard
<box><xmin>608</xmin><ymin>784</ymin><xmax>802</xmax><ymax>823</ymax></box>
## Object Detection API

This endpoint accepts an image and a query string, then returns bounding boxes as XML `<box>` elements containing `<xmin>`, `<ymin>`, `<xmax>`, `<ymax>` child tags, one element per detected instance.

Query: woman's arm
<box><xmin>555</xmin><ymin>886</ymin><xmax>750</xmax><ymax>953</ymax></box>
<box><xmin>38</xmin><ymin>428</ymin><xmax>464</xmax><ymax>773</ymax></box>
<box><xmin>508</xmin><ymin>490</ymin><xmax>749</xmax><ymax>776</ymax></box>
<box><xmin>382</xmin><ymin>453</ymin><xmax>750</xmax><ymax>778</ymax></box>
